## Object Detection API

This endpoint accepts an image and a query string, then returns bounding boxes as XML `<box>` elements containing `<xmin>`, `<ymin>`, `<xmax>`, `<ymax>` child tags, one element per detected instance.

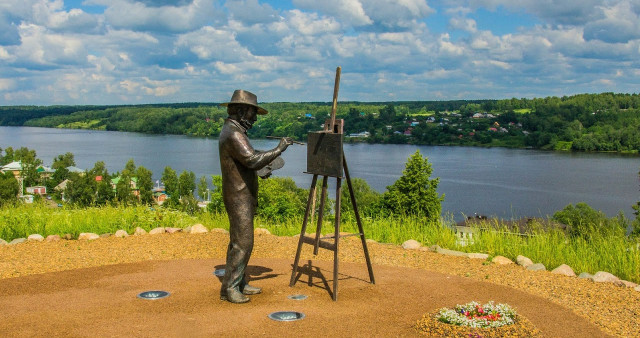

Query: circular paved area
<box><xmin>0</xmin><ymin>257</ymin><xmax>608</xmax><ymax>337</ymax></box>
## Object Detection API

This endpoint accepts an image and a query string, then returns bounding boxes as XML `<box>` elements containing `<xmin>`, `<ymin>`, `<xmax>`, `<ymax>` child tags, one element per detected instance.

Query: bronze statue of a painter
<box><xmin>218</xmin><ymin>89</ymin><xmax>293</xmax><ymax>303</ymax></box>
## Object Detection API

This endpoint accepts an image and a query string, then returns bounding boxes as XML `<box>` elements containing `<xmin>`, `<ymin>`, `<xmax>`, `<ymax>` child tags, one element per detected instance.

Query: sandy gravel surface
<box><xmin>0</xmin><ymin>230</ymin><xmax>638</xmax><ymax>336</ymax></box>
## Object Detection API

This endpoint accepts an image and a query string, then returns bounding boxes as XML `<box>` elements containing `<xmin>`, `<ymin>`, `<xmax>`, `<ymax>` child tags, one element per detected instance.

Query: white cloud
<box><xmin>583</xmin><ymin>1</ymin><xmax>640</xmax><ymax>43</ymax></box>
<box><xmin>225</xmin><ymin>0</ymin><xmax>280</xmax><ymax>24</ymax></box>
<box><xmin>0</xmin><ymin>78</ymin><xmax>15</xmax><ymax>91</ymax></box>
<box><xmin>91</xmin><ymin>0</ymin><xmax>219</xmax><ymax>33</ymax></box>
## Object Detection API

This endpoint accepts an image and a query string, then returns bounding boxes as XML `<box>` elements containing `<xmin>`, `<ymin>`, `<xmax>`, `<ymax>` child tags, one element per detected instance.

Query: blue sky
<box><xmin>0</xmin><ymin>0</ymin><xmax>638</xmax><ymax>105</ymax></box>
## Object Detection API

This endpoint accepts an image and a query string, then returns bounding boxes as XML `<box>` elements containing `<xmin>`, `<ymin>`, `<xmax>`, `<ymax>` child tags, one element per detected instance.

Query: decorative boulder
<box><xmin>165</xmin><ymin>227</ymin><xmax>182</xmax><ymax>234</ymax></box>
<box><xmin>467</xmin><ymin>253</ymin><xmax>489</xmax><ymax>260</ymax></box>
<box><xmin>593</xmin><ymin>271</ymin><xmax>619</xmax><ymax>283</ymax></box>
<box><xmin>491</xmin><ymin>256</ymin><xmax>514</xmax><ymax>265</ymax></box>
<box><xmin>45</xmin><ymin>235</ymin><xmax>61</xmax><ymax>242</ymax></box>
<box><xmin>100</xmin><ymin>233</ymin><xmax>111</xmax><ymax>238</ymax></box>
<box><xmin>9</xmin><ymin>238</ymin><xmax>27</xmax><ymax>245</ymax></box>
<box><xmin>114</xmin><ymin>230</ymin><xmax>129</xmax><ymax>238</ymax></box>
<box><xmin>402</xmin><ymin>239</ymin><xmax>421</xmax><ymax>250</ymax></box>
<box><xmin>526</xmin><ymin>263</ymin><xmax>546</xmax><ymax>271</ymax></box>
<box><xmin>189</xmin><ymin>224</ymin><xmax>208</xmax><ymax>234</ymax></box>
<box><xmin>516</xmin><ymin>255</ymin><xmax>534</xmax><ymax>268</ymax></box>
<box><xmin>551</xmin><ymin>264</ymin><xmax>576</xmax><ymax>277</ymax></box>
<box><xmin>78</xmin><ymin>233</ymin><xmax>99</xmax><ymax>240</ymax></box>
<box><xmin>616</xmin><ymin>280</ymin><xmax>638</xmax><ymax>288</ymax></box>
<box><xmin>0</xmin><ymin>239</ymin><xmax>7</xmax><ymax>245</ymax></box>
<box><xmin>27</xmin><ymin>234</ymin><xmax>44</xmax><ymax>242</ymax></box>
<box><xmin>134</xmin><ymin>227</ymin><xmax>147</xmax><ymax>236</ymax></box>
<box><xmin>254</xmin><ymin>228</ymin><xmax>271</xmax><ymax>235</ymax></box>
<box><xmin>635</xmin><ymin>285</ymin><xmax>640</xmax><ymax>292</ymax></box>
<box><xmin>578</xmin><ymin>272</ymin><xmax>594</xmax><ymax>281</ymax></box>
<box><xmin>62</xmin><ymin>234</ymin><xmax>73</xmax><ymax>240</ymax></box>
<box><xmin>436</xmin><ymin>247</ymin><xmax>468</xmax><ymax>257</ymax></box>
<box><xmin>149</xmin><ymin>227</ymin><xmax>166</xmax><ymax>235</ymax></box>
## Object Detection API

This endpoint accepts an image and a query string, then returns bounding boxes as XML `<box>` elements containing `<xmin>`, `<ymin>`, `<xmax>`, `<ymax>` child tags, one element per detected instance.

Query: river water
<box><xmin>1</xmin><ymin>126</ymin><xmax>638</xmax><ymax>221</ymax></box>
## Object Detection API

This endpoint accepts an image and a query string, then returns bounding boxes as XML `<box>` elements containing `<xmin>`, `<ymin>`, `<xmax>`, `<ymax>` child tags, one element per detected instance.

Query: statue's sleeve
<box><xmin>228</xmin><ymin>131</ymin><xmax>281</xmax><ymax>170</ymax></box>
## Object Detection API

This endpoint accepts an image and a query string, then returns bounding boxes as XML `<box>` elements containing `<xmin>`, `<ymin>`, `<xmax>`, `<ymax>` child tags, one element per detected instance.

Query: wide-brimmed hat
<box><xmin>220</xmin><ymin>89</ymin><xmax>268</xmax><ymax>115</ymax></box>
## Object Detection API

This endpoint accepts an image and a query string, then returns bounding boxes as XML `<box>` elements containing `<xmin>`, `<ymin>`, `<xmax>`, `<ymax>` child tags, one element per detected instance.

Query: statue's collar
<box><xmin>226</xmin><ymin>118</ymin><xmax>247</xmax><ymax>134</ymax></box>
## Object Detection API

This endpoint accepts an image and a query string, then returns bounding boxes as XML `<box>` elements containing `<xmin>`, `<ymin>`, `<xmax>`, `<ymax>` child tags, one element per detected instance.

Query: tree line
<box><xmin>3</xmin><ymin>92</ymin><xmax>640</xmax><ymax>153</ymax></box>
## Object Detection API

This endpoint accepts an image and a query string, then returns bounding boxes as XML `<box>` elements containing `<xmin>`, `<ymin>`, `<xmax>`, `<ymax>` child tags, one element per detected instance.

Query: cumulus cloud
<box><xmin>583</xmin><ymin>1</ymin><xmax>640</xmax><ymax>43</ymax></box>
<box><xmin>88</xmin><ymin>0</ymin><xmax>219</xmax><ymax>33</ymax></box>
<box><xmin>294</xmin><ymin>0</ymin><xmax>433</xmax><ymax>28</ymax></box>
<box><xmin>225</xmin><ymin>0</ymin><xmax>280</xmax><ymax>24</ymax></box>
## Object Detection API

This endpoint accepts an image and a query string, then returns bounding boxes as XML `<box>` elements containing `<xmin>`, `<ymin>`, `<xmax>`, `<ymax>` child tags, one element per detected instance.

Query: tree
<box><xmin>340</xmin><ymin>177</ymin><xmax>381</xmax><ymax>216</ymax></box>
<box><xmin>0</xmin><ymin>172</ymin><xmax>19</xmax><ymax>206</ymax></box>
<box><xmin>178</xmin><ymin>170</ymin><xmax>196</xmax><ymax>198</ymax></box>
<box><xmin>553</xmin><ymin>202</ymin><xmax>627</xmax><ymax>239</ymax></box>
<box><xmin>161</xmin><ymin>166</ymin><xmax>178</xmax><ymax>198</ymax></box>
<box><xmin>13</xmin><ymin>147</ymin><xmax>42</xmax><ymax>187</ymax></box>
<box><xmin>124</xmin><ymin>158</ymin><xmax>136</xmax><ymax>173</ymax></box>
<box><xmin>65</xmin><ymin>172</ymin><xmax>95</xmax><ymax>207</ymax></box>
<box><xmin>380</xmin><ymin>150</ymin><xmax>444</xmax><ymax>219</ymax></box>
<box><xmin>136</xmin><ymin>166</ymin><xmax>154</xmax><ymax>205</ymax></box>
<box><xmin>197</xmin><ymin>176</ymin><xmax>209</xmax><ymax>200</ymax></box>
<box><xmin>52</xmin><ymin>152</ymin><xmax>75</xmax><ymax>170</ymax></box>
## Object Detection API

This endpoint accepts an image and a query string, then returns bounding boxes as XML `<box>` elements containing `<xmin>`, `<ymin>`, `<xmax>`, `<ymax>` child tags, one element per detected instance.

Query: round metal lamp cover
<box><xmin>137</xmin><ymin>290</ymin><xmax>170</xmax><ymax>300</ymax></box>
<box><xmin>287</xmin><ymin>294</ymin><xmax>308</xmax><ymax>300</ymax></box>
<box><xmin>268</xmin><ymin>311</ymin><xmax>305</xmax><ymax>322</ymax></box>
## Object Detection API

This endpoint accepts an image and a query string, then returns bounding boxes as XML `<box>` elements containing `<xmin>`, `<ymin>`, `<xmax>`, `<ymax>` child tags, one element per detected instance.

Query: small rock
<box><xmin>616</xmin><ymin>280</ymin><xmax>638</xmax><ymax>288</ymax></box>
<box><xmin>467</xmin><ymin>253</ymin><xmax>489</xmax><ymax>259</ymax></box>
<box><xmin>149</xmin><ymin>227</ymin><xmax>165</xmax><ymax>235</ymax></box>
<box><xmin>491</xmin><ymin>256</ymin><xmax>513</xmax><ymax>265</ymax></box>
<box><xmin>189</xmin><ymin>224</ymin><xmax>208</xmax><ymax>234</ymax></box>
<box><xmin>593</xmin><ymin>271</ymin><xmax>619</xmax><ymax>283</ymax></box>
<box><xmin>165</xmin><ymin>227</ymin><xmax>182</xmax><ymax>234</ymax></box>
<box><xmin>526</xmin><ymin>263</ymin><xmax>546</xmax><ymax>271</ymax></box>
<box><xmin>578</xmin><ymin>272</ymin><xmax>594</xmax><ymax>280</ymax></box>
<box><xmin>114</xmin><ymin>230</ymin><xmax>128</xmax><ymax>238</ymax></box>
<box><xmin>78</xmin><ymin>233</ymin><xmax>99</xmax><ymax>240</ymax></box>
<box><xmin>402</xmin><ymin>239</ymin><xmax>421</xmax><ymax>250</ymax></box>
<box><xmin>516</xmin><ymin>255</ymin><xmax>534</xmax><ymax>268</ymax></box>
<box><xmin>635</xmin><ymin>285</ymin><xmax>640</xmax><ymax>292</ymax></box>
<box><xmin>9</xmin><ymin>238</ymin><xmax>26</xmax><ymax>245</ymax></box>
<box><xmin>0</xmin><ymin>239</ymin><xmax>7</xmax><ymax>245</ymax></box>
<box><xmin>210</xmin><ymin>227</ymin><xmax>229</xmax><ymax>234</ymax></box>
<box><xmin>100</xmin><ymin>233</ymin><xmax>111</xmax><ymax>238</ymax></box>
<box><xmin>134</xmin><ymin>227</ymin><xmax>147</xmax><ymax>236</ymax></box>
<box><xmin>436</xmin><ymin>247</ymin><xmax>468</xmax><ymax>257</ymax></box>
<box><xmin>254</xmin><ymin>228</ymin><xmax>271</xmax><ymax>235</ymax></box>
<box><xmin>27</xmin><ymin>234</ymin><xmax>44</xmax><ymax>242</ymax></box>
<box><xmin>45</xmin><ymin>235</ymin><xmax>61</xmax><ymax>242</ymax></box>
<box><xmin>428</xmin><ymin>244</ymin><xmax>441</xmax><ymax>252</ymax></box>
<box><xmin>63</xmin><ymin>234</ymin><xmax>73</xmax><ymax>240</ymax></box>
<box><xmin>551</xmin><ymin>264</ymin><xmax>576</xmax><ymax>277</ymax></box>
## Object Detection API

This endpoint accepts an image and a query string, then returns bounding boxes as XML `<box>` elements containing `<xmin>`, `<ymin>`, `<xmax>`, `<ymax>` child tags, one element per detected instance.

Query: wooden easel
<box><xmin>289</xmin><ymin>67</ymin><xmax>375</xmax><ymax>301</ymax></box>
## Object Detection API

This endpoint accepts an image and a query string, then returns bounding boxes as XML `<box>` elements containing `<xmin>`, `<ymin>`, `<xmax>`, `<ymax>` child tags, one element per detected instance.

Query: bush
<box><xmin>553</xmin><ymin>202</ymin><xmax>627</xmax><ymax>239</ymax></box>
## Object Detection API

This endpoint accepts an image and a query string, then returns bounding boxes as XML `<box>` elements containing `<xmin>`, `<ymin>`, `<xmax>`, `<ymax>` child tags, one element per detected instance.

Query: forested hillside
<box><xmin>2</xmin><ymin>92</ymin><xmax>640</xmax><ymax>153</ymax></box>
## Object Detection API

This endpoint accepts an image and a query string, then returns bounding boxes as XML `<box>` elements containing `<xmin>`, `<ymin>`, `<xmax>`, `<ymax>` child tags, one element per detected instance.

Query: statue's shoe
<box><xmin>241</xmin><ymin>283</ymin><xmax>262</xmax><ymax>295</ymax></box>
<box><xmin>220</xmin><ymin>288</ymin><xmax>250</xmax><ymax>303</ymax></box>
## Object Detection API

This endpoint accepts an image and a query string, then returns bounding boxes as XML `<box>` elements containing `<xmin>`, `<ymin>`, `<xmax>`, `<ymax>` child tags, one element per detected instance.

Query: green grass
<box><xmin>513</xmin><ymin>108</ymin><xmax>531</xmax><ymax>114</ymax></box>
<box><xmin>2</xmin><ymin>203</ymin><xmax>638</xmax><ymax>283</ymax></box>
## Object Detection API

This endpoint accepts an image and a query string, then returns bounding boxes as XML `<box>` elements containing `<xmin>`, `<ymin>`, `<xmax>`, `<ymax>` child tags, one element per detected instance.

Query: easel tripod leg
<box><xmin>289</xmin><ymin>174</ymin><xmax>319</xmax><ymax>287</ymax></box>
<box><xmin>314</xmin><ymin>176</ymin><xmax>328</xmax><ymax>255</ymax></box>
<box><xmin>332</xmin><ymin>177</ymin><xmax>342</xmax><ymax>301</ymax></box>
<box><xmin>343</xmin><ymin>155</ymin><xmax>375</xmax><ymax>284</ymax></box>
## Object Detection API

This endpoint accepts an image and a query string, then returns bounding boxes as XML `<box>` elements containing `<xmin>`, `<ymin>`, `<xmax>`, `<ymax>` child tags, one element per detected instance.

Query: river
<box><xmin>1</xmin><ymin>126</ymin><xmax>638</xmax><ymax>221</ymax></box>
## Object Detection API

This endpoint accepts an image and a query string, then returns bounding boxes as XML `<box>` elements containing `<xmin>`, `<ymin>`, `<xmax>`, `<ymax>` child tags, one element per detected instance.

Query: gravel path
<box><xmin>0</xmin><ymin>230</ymin><xmax>638</xmax><ymax>336</ymax></box>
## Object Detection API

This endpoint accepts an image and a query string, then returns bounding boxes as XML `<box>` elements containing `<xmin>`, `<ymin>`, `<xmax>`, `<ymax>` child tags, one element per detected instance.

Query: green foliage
<box><xmin>552</xmin><ymin>202</ymin><xmax>627</xmax><ymax>240</ymax></box>
<box><xmin>65</xmin><ymin>172</ymin><xmax>96</xmax><ymax>207</ymax></box>
<box><xmin>340</xmin><ymin>177</ymin><xmax>381</xmax><ymax>217</ymax></box>
<box><xmin>161</xmin><ymin>166</ymin><xmax>178</xmax><ymax>198</ymax></box>
<box><xmin>380</xmin><ymin>150</ymin><xmax>444</xmax><ymax>219</ymax></box>
<box><xmin>178</xmin><ymin>170</ymin><xmax>196</xmax><ymax>198</ymax></box>
<box><xmin>0</xmin><ymin>172</ymin><xmax>19</xmax><ymax>206</ymax></box>
<box><xmin>52</xmin><ymin>152</ymin><xmax>75</xmax><ymax>170</ymax></box>
<box><xmin>207</xmin><ymin>175</ymin><xmax>225</xmax><ymax>213</ymax></box>
<box><xmin>257</xmin><ymin>177</ymin><xmax>307</xmax><ymax>221</ymax></box>
<box><xmin>136</xmin><ymin>166</ymin><xmax>154</xmax><ymax>205</ymax></box>
<box><xmin>197</xmin><ymin>176</ymin><xmax>208</xmax><ymax>200</ymax></box>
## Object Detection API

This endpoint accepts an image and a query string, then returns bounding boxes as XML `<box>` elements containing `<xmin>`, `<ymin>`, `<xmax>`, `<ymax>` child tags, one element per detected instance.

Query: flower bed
<box><xmin>415</xmin><ymin>301</ymin><xmax>540</xmax><ymax>337</ymax></box>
